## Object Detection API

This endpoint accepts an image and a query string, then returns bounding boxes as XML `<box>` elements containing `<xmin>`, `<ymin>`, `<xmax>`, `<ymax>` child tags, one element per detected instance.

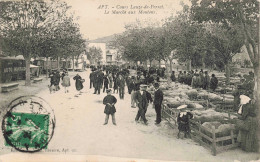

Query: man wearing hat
<box><xmin>94</xmin><ymin>69</ymin><xmax>103</xmax><ymax>94</ymax></box>
<box><xmin>89</xmin><ymin>69</ymin><xmax>95</xmax><ymax>89</ymax></box>
<box><xmin>135</xmin><ymin>85</ymin><xmax>148</xmax><ymax>125</ymax></box>
<box><xmin>203</xmin><ymin>71</ymin><xmax>210</xmax><ymax>90</ymax></box>
<box><xmin>103</xmin><ymin>89</ymin><xmax>117</xmax><ymax>125</ymax></box>
<box><xmin>116</xmin><ymin>74</ymin><xmax>125</xmax><ymax>99</ymax></box>
<box><xmin>129</xmin><ymin>76</ymin><xmax>137</xmax><ymax>108</ymax></box>
<box><xmin>153</xmin><ymin>82</ymin><xmax>163</xmax><ymax>124</ymax></box>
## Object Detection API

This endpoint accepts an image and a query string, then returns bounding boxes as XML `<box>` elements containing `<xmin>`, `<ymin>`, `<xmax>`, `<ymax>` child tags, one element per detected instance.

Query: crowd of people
<box><xmin>47</xmin><ymin>65</ymin><xmax>258</xmax><ymax>152</ymax></box>
<box><xmin>171</xmin><ymin>69</ymin><xmax>219</xmax><ymax>91</ymax></box>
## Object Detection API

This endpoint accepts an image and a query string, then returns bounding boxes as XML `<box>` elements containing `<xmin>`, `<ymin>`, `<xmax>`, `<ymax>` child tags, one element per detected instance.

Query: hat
<box><xmin>177</xmin><ymin>105</ymin><xmax>188</xmax><ymax>110</ymax></box>
<box><xmin>154</xmin><ymin>82</ymin><xmax>160</xmax><ymax>88</ymax></box>
<box><xmin>106</xmin><ymin>89</ymin><xmax>112</xmax><ymax>93</ymax></box>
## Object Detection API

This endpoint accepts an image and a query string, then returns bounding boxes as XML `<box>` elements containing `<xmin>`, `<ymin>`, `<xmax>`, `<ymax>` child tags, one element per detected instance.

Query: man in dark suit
<box><xmin>135</xmin><ymin>85</ymin><xmax>148</xmax><ymax>125</ymax></box>
<box><xmin>89</xmin><ymin>69</ymin><xmax>95</xmax><ymax>89</ymax></box>
<box><xmin>94</xmin><ymin>69</ymin><xmax>103</xmax><ymax>94</ymax></box>
<box><xmin>153</xmin><ymin>82</ymin><xmax>163</xmax><ymax>124</ymax></box>
<box><xmin>116</xmin><ymin>74</ymin><xmax>125</xmax><ymax>99</ymax></box>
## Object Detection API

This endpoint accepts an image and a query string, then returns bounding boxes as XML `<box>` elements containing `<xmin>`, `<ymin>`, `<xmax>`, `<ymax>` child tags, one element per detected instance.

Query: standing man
<box><xmin>108</xmin><ymin>73</ymin><xmax>113</xmax><ymax>88</ymax></box>
<box><xmin>94</xmin><ymin>69</ymin><xmax>103</xmax><ymax>94</ymax></box>
<box><xmin>142</xmin><ymin>84</ymin><xmax>153</xmax><ymax>115</ymax></box>
<box><xmin>210</xmin><ymin>74</ymin><xmax>218</xmax><ymax>92</ymax></box>
<box><xmin>103</xmin><ymin>74</ymin><xmax>109</xmax><ymax>93</ymax></box>
<box><xmin>153</xmin><ymin>82</ymin><xmax>163</xmax><ymax>124</ymax></box>
<box><xmin>135</xmin><ymin>85</ymin><xmax>148</xmax><ymax>125</ymax></box>
<box><xmin>199</xmin><ymin>71</ymin><xmax>205</xmax><ymax>88</ymax></box>
<box><xmin>117</xmin><ymin>74</ymin><xmax>125</xmax><ymax>99</ymax></box>
<box><xmin>178</xmin><ymin>71</ymin><xmax>183</xmax><ymax>83</ymax></box>
<box><xmin>54</xmin><ymin>71</ymin><xmax>61</xmax><ymax>91</ymax></box>
<box><xmin>170</xmin><ymin>71</ymin><xmax>176</xmax><ymax>82</ymax></box>
<box><xmin>89</xmin><ymin>69</ymin><xmax>95</xmax><ymax>89</ymax></box>
<box><xmin>203</xmin><ymin>71</ymin><xmax>210</xmax><ymax>90</ymax></box>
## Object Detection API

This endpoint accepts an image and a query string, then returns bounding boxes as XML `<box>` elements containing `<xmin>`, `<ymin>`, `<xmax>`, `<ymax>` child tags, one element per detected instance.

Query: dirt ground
<box><xmin>0</xmin><ymin>69</ymin><xmax>259</xmax><ymax>162</ymax></box>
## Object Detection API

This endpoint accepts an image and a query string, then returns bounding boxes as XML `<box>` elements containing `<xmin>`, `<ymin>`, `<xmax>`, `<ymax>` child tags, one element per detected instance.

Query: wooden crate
<box><xmin>189</xmin><ymin>119</ymin><xmax>239</xmax><ymax>156</ymax></box>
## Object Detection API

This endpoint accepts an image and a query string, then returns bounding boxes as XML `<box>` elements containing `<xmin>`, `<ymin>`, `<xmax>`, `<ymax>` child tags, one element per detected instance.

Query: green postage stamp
<box><xmin>2</xmin><ymin>96</ymin><xmax>55</xmax><ymax>152</ymax></box>
<box><xmin>4</xmin><ymin>112</ymin><xmax>49</xmax><ymax>150</ymax></box>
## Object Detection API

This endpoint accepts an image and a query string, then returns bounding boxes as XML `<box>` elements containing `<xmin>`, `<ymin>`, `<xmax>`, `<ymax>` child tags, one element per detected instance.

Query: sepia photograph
<box><xmin>0</xmin><ymin>0</ymin><xmax>259</xmax><ymax>161</ymax></box>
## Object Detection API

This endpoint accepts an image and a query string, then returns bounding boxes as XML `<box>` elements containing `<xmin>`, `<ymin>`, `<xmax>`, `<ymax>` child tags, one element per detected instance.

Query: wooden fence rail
<box><xmin>161</xmin><ymin>104</ymin><xmax>239</xmax><ymax>156</ymax></box>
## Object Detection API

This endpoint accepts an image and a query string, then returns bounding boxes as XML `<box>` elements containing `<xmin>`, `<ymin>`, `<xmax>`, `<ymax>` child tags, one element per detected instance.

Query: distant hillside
<box><xmin>89</xmin><ymin>34</ymin><xmax>118</xmax><ymax>43</ymax></box>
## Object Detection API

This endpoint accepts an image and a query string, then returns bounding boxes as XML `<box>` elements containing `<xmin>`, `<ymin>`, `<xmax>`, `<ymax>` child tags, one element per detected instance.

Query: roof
<box><xmin>89</xmin><ymin>34</ymin><xmax>117</xmax><ymax>43</ymax></box>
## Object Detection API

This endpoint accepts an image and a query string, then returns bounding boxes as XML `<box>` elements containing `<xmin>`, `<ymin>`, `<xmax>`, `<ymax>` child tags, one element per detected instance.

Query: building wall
<box><xmin>88</xmin><ymin>42</ymin><xmax>124</xmax><ymax>65</ymax></box>
<box><xmin>232</xmin><ymin>45</ymin><xmax>253</xmax><ymax>66</ymax></box>
<box><xmin>88</xmin><ymin>43</ymin><xmax>106</xmax><ymax>64</ymax></box>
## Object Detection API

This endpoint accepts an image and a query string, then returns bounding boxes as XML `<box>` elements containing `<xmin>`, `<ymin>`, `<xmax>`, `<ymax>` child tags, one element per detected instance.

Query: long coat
<box><xmin>203</xmin><ymin>74</ymin><xmax>210</xmax><ymax>89</ymax></box>
<box><xmin>128</xmin><ymin>80</ymin><xmax>136</xmax><ymax>94</ymax></box>
<box><xmin>62</xmin><ymin>76</ymin><xmax>70</xmax><ymax>87</ymax></box>
<box><xmin>94</xmin><ymin>71</ymin><xmax>103</xmax><ymax>88</ymax></box>
<box><xmin>236</xmin><ymin>103</ymin><xmax>259</xmax><ymax>152</ymax></box>
<box><xmin>135</xmin><ymin>91</ymin><xmax>148</xmax><ymax>110</ymax></box>
<box><xmin>73</xmin><ymin>75</ymin><xmax>83</xmax><ymax>91</ymax></box>
<box><xmin>210</xmin><ymin>76</ymin><xmax>218</xmax><ymax>91</ymax></box>
<box><xmin>103</xmin><ymin>95</ymin><xmax>117</xmax><ymax>115</ymax></box>
<box><xmin>54</xmin><ymin>73</ymin><xmax>61</xmax><ymax>86</ymax></box>
<box><xmin>117</xmin><ymin>77</ymin><xmax>125</xmax><ymax>89</ymax></box>
<box><xmin>89</xmin><ymin>72</ymin><xmax>94</xmax><ymax>81</ymax></box>
<box><xmin>154</xmin><ymin>88</ymin><xmax>163</xmax><ymax>106</ymax></box>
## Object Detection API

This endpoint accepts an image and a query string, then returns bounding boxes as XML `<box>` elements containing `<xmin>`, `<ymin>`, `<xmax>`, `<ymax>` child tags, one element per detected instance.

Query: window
<box><xmin>106</xmin><ymin>55</ymin><xmax>112</xmax><ymax>62</ymax></box>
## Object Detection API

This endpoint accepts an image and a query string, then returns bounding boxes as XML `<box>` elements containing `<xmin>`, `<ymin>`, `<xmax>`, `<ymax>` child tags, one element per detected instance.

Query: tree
<box><xmin>164</xmin><ymin>4</ymin><xmax>208</xmax><ymax>71</ymax></box>
<box><xmin>0</xmin><ymin>0</ymin><xmax>82</xmax><ymax>85</ymax></box>
<box><xmin>110</xmin><ymin>21</ymin><xmax>161</xmax><ymax>66</ymax></box>
<box><xmin>206</xmin><ymin>23</ymin><xmax>244</xmax><ymax>83</ymax></box>
<box><xmin>190</xmin><ymin>0</ymin><xmax>260</xmax><ymax>144</ymax></box>
<box><xmin>86</xmin><ymin>46</ymin><xmax>102</xmax><ymax>66</ymax></box>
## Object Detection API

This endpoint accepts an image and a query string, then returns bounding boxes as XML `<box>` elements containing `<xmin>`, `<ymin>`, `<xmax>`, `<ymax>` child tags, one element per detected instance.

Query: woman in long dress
<box><xmin>236</xmin><ymin>95</ymin><xmax>259</xmax><ymax>152</ymax></box>
<box><xmin>62</xmin><ymin>72</ymin><xmax>70</xmax><ymax>93</ymax></box>
<box><xmin>73</xmin><ymin>74</ymin><xmax>84</xmax><ymax>95</ymax></box>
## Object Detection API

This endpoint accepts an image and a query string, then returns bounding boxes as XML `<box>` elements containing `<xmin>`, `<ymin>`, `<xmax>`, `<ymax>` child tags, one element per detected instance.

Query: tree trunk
<box><xmin>57</xmin><ymin>56</ymin><xmax>60</xmax><ymax>70</ymax></box>
<box><xmin>46</xmin><ymin>57</ymin><xmax>49</xmax><ymax>78</ymax></box>
<box><xmin>256</xmin><ymin>6</ymin><xmax>260</xmax><ymax>153</ymax></box>
<box><xmin>169</xmin><ymin>59</ymin><xmax>173</xmax><ymax>72</ymax></box>
<box><xmin>149</xmin><ymin>59</ymin><xmax>152</xmax><ymax>67</ymax></box>
<box><xmin>65</xmin><ymin>58</ymin><xmax>68</xmax><ymax>69</ymax></box>
<box><xmin>225</xmin><ymin>62</ymin><xmax>231</xmax><ymax>85</ymax></box>
<box><xmin>72</xmin><ymin>56</ymin><xmax>75</xmax><ymax>71</ymax></box>
<box><xmin>25</xmin><ymin>57</ymin><xmax>31</xmax><ymax>86</ymax></box>
<box><xmin>164</xmin><ymin>61</ymin><xmax>171</xmax><ymax>85</ymax></box>
<box><xmin>159</xmin><ymin>60</ymin><xmax>161</xmax><ymax>68</ymax></box>
<box><xmin>202</xmin><ymin>56</ymin><xmax>206</xmax><ymax>69</ymax></box>
<box><xmin>187</xmin><ymin>59</ymin><xmax>192</xmax><ymax>71</ymax></box>
<box><xmin>254</xmin><ymin>64</ymin><xmax>260</xmax><ymax>150</ymax></box>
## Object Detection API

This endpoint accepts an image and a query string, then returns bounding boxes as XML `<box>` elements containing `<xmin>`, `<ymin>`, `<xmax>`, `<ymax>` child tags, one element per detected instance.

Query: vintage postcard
<box><xmin>0</xmin><ymin>0</ymin><xmax>259</xmax><ymax>161</ymax></box>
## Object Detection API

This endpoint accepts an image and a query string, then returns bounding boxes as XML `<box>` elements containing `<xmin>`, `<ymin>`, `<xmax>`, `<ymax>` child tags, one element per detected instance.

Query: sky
<box><xmin>64</xmin><ymin>0</ymin><xmax>190</xmax><ymax>40</ymax></box>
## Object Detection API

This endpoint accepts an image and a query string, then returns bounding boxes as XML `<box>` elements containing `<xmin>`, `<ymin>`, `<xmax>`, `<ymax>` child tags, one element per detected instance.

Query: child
<box><xmin>177</xmin><ymin>105</ymin><xmax>193</xmax><ymax>139</ymax></box>
<box><xmin>62</xmin><ymin>72</ymin><xmax>70</xmax><ymax>93</ymax></box>
<box><xmin>103</xmin><ymin>89</ymin><xmax>117</xmax><ymax>125</ymax></box>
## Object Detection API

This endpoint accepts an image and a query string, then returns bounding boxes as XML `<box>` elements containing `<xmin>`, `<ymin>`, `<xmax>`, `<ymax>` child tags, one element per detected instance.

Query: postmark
<box><xmin>2</xmin><ymin>96</ymin><xmax>55</xmax><ymax>152</ymax></box>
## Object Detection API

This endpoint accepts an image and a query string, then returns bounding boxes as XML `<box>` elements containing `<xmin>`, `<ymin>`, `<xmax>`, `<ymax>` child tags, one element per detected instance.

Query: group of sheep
<box><xmin>147</xmin><ymin>81</ymin><xmax>238</xmax><ymax>139</ymax></box>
